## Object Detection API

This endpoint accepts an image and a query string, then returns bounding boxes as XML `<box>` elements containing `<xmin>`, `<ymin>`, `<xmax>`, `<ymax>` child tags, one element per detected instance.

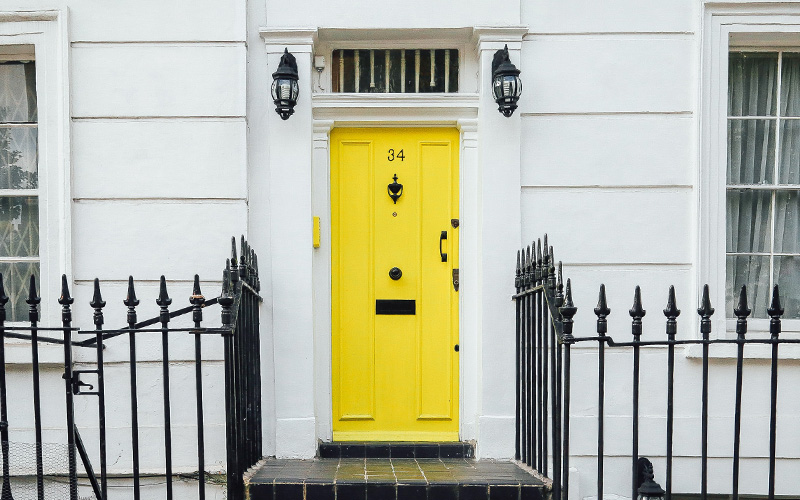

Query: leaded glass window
<box><xmin>727</xmin><ymin>52</ymin><xmax>800</xmax><ymax>319</ymax></box>
<box><xmin>331</xmin><ymin>49</ymin><xmax>458</xmax><ymax>93</ymax></box>
<box><xmin>0</xmin><ymin>61</ymin><xmax>38</xmax><ymax>322</ymax></box>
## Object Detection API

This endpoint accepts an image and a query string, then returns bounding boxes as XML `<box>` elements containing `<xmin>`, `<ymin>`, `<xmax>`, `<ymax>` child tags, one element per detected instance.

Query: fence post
<box><xmin>0</xmin><ymin>275</ymin><xmax>12</xmax><ymax>499</ymax></box>
<box><xmin>90</xmin><ymin>278</ymin><xmax>108</xmax><ymax>499</ymax></box>
<box><xmin>156</xmin><ymin>277</ymin><xmax>174</xmax><ymax>500</ymax></box>
<box><xmin>190</xmin><ymin>275</ymin><xmax>207</xmax><ymax>500</ymax></box>
<box><xmin>26</xmin><ymin>275</ymin><xmax>43</xmax><ymax>500</ymax></box>
<box><xmin>59</xmin><ymin>276</ymin><xmax>78</xmax><ymax>500</ymax></box>
<box><xmin>123</xmin><ymin>277</ymin><xmax>141</xmax><ymax>500</ymax></box>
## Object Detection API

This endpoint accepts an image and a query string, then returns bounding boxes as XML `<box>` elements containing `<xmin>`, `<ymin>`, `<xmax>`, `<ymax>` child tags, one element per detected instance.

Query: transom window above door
<box><xmin>726</xmin><ymin>51</ymin><xmax>800</xmax><ymax>319</ymax></box>
<box><xmin>331</xmin><ymin>49</ymin><xmax>459</xmax><ymax>93</ymax></box>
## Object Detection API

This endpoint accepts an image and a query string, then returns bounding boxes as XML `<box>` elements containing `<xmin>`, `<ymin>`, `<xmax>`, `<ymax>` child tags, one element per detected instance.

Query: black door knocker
<box><xmin>388</xmin><ymin>174</ymin><xmax>403</xmax><ymax>204</ymax></box>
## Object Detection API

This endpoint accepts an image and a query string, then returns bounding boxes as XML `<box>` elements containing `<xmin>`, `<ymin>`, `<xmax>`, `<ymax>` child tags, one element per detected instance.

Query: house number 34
<box><xmin>387</xmin><ymin>149</ymin><xmax>405</xmax><ymax>161</ymax></box>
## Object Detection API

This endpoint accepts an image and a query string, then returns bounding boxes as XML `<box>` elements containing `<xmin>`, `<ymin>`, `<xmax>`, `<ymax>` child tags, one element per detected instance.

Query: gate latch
<box><xmin>452</xmin><ymin>268</ymin><xmax>459</xmax><ymax>292</ymax></box>
<box><xmin>66</xmin><ymin>370</ymin><xmax>96</xmax><ymax>395</ymax></box>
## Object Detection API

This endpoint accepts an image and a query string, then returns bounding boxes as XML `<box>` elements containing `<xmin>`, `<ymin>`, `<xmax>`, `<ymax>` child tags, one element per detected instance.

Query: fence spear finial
<box><xmin>58</xmin><ymin>274</ymin><xmax>74</xmax><ymax>305</ymax></box>
<box><xmin>524</xmin><ymin>246</ymin><xmax>532</xmax><ymax>288</ymax></box>
<box><xmin>767</xmin><ymin>285</ymin><xmax>784</xmax><ymax>338</ymax></box>
<box><xmin>595</xmin><ymin>284</ymin><xmax>610</xmax><ymax>336</ymax></box>
<box><xmin>123</xmin><ymin>276</ymin><xmax>139</xmax><ymax>307</ymax></box>
<box><xmin>515</xmin><ymin>250</ymin><xmax>522</xmax><ymax>290</ymax></box>
<box><xmin>230</xmin><ymin>236</ymin><xmax>238</xmax><ymax>269</ymax></box>
<box><xmin>90</xmin><ymin>278</ymin><xmax>105</xmax><ymax>328</ymax></box>
<box><xmin>697</xmin><ymin>284</ymin><xmax>714</xmax><ymax>339</ymax></box>
<box><xmin>555</xmin><ymin>261</ymin><xmax>564</xmax><ymax>307</ymax></box>
<box><xmin>734</xmin><ymin>285</ymin><xmax>750</xmax><ymax>338</ymax></box>
<box><xmin>560</xmin><ymin>278</ymin><xmax>577</xmax><ymax>340</ymax></box>
<box><xmin>630</xmin><ymin>286</ymin><xmax>646</xmax><ymax>340</ymax></box>
<box><xmin>663</xmin><ymin>285</ymin><xmax>680</xmax><ymax>339</ymax></box>
<box><xmin>124</xmin><ymin>276</ymin><xmax>139</xmax><ymax>327</ymax></box>
<box><xmin>192</xmin><ymin>274</ymin><xmax>203</xmax><ymax>298</ymax></box>
<box><xmin>156</xmin><ymin>276</ymin><xmax>172</xmax><ymax>325</ymax></box>
<box><xmin>157</xmin><ymin>275</ymin><xmax>172</xmax><ymax>307</ymax></box>
<box><xmin>26</xmin><ymin>274</ymin><xmax>40</xmax><ymax>323</ymax></box>
<box><xmin>58</xmin><ymin>275</ymin><xmax>74</xmax><ymax>324</ymax></box>
<box><xmin>90</xmin><ymin>278</ymin><xmax>106</xmax><ymax>309</ymax></box>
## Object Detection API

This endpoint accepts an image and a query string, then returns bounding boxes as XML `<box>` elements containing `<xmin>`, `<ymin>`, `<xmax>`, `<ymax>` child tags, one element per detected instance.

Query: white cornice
<box><xmin>312</xmin><ymin>93</ymin><xmax>479</xmax><ymax>123</ymax></box>
<box><xmin>259</xmin><ymin>27</ymin><xmax>318</xmax><ymax>46</ymax></box>
<box><xmin>472</xmin><ymin>26</ymin><xmax>529</xmax><ymax>46</ymax></box>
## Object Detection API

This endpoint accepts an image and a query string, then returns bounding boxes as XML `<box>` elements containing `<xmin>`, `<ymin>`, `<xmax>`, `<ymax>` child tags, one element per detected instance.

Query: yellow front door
<box><xmin>331</xmin><ymin>127</ymin><xmax>459</xmax><ymax>442</ymax></box>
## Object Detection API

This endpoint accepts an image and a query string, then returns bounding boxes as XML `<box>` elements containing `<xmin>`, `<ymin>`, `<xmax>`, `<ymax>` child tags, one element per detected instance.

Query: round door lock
<box><xmin>389</xmin><ymin>267</ymin><xmax>403</xmax><ymax>280</ymax></box>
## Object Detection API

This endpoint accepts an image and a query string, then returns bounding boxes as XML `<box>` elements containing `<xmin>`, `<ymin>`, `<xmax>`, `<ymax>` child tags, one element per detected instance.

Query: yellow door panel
<box><xmin>331</xmin><ymin>127</ymin><xmax>459</xmax><ymax>441</ymax></box>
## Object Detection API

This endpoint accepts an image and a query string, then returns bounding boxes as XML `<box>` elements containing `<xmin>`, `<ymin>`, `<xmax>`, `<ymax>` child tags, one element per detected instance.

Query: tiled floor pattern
<box><xmin>246</xmin><ymin>457</ymin><xmax>545</xmax><ymax>500</ymax></box>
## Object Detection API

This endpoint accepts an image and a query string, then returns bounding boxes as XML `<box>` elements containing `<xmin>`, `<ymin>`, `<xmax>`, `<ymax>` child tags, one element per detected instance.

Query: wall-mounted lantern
<box><xmin>636</xmin><ymin>458</ymin><xmax>665</xmax><ymax>500</ymax></box>
<box><xmin>491</xmin><ymin>44</ymin><xmax>522</xmax><ymax>117</ymax></box>
<box><xmin>271</xmin><ymin>48</ymin><xmax>300</xmax><ymax>120</ymax></box>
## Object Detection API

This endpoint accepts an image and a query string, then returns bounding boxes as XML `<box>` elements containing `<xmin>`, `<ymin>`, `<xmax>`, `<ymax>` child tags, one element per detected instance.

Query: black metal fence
<box><xmin>0</xmin><ymin>236</ymin><xmax>262</xmax><ymax>500</ymax></box>
<box><xmin>514</xmin><ymin>234</ymin><xmax>794</xmax><ymax>500</ymax></box>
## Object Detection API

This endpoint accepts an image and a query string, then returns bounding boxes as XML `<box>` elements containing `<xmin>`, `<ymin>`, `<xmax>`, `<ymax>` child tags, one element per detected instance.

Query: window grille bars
<box><xmin>331</xmin><ymin>49</ymin><xmax>458</xmax><ymax>93</ymax></box>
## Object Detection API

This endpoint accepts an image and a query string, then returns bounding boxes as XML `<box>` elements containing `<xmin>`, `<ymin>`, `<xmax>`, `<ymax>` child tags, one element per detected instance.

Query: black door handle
<box><xmin>439</xmin><ymin>231</ymin><xmax>447</xmax><ymax>262</ymax></box>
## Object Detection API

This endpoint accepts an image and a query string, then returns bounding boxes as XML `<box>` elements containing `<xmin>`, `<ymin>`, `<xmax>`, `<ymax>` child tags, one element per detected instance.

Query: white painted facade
<box><xmin>1</xmin><ymin>0</ymin><xmax>799</xmax><ymax>498</ymax></box>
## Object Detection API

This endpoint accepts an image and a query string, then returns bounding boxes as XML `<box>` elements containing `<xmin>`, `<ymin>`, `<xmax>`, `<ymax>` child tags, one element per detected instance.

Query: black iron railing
<box><xmin>514</xmin><ymin>234</ymin><xmax>793</xmax><ymax>500</ymax></box>
<box><xmin>0</xmin><ymin>236</ymin><xmax>262</xmax><ymax>500</ymax></box>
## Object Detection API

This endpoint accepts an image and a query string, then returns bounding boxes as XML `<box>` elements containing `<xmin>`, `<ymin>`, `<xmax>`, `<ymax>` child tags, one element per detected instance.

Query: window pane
<box><xmin>0</xmin><ymin>261</ymin><xmax>39</xmax><ymax>322</ymax></box>
<box><xmin>726</xmin><ymin>255</ymin><xmax>770</xmax><ymax>319</ymax></box>
<box><xmin>727</xmin><ymin>190</ymin><xmax>772</xmax><ymax>253</ymax></box>
<box><xmin>779</xmin><ymin>120</ymin><xmax>800</xmax><ymax>184</ymax></box>
<box><xmin>774</xmin><ymin>190</ymin><xmax>800</xmax><ymax>253</ymax></box>
<box><xmin>0</xmin><ymin>196</ymin><xmax>39</xmax><ymax>257</ymax></box>
<box><xmin>0</xmin><ymin>62</ymin><xmax>36</xmax><ymax>123</ymax></box>
<box><xmin>727</xmin><ymin>119</ymin><xmax>775</xmax><ymax>184</ymax></box>
<box><xmin>781</xmin><ymin>53</ymin><xmax>800</xmax><ymax>117</ymax></box>
<box><xmin>728</xmin><ymin>52</ymin><xmax>778</xmax><ymax>117</ymax></box>
<box><xmin>774</xmin><ymin>256</ymin><xmax>800</xmax><ymax>319</ymax></box>
<box><xmin>0</xmin><ymin>127</ymin><xmax>37</xmax><ymax>189</ymax></box>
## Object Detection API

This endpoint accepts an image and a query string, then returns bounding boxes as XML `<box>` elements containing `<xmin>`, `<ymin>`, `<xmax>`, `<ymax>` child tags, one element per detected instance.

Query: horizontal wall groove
<box><xmin>71</xmin><ymin>41</ymin><xmax>246</xmax><ymax>47</ymax></box>
<box><xmin>556</xmin><ymin>262</ymin><xmax>692</xmax><ymax>267</ymax></box>
<box><xmin>524</xmin><ymin>31</ymin><xmax>695</xmax><ymax>38</ymax></box>
<box><xmin>73</xmin><ymin>197</ymin><xmax>246</xmax><ymax>203</ymax></box>
<box><xmin>521</xmin><ymin>111</ymin><xmax>694</xmax><ymax>117</ymax></box>
<box><xmin>72</xmin><ymin>116</ymin><xmax>246</xmax><ymax>121</ymax></box>
<box><xmin>522</xmin><ymin>184</ymin><xmax>692</xmax><ymax>190</ymax></box>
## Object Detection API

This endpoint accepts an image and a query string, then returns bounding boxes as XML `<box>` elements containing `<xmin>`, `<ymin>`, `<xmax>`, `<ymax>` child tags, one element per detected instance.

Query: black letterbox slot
<box><xmin>375</xmin><ymin>299</ymin><xmax>416</xmax><ymax>315</ymax></box>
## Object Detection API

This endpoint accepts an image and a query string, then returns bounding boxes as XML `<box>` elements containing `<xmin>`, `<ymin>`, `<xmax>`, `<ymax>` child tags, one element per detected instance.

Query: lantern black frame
<box><xmin>636</xmin><ymin>457</ymin><xmax>665</xmax><ymax>500</ymax></box>
<box><xmin>271</xmin><ymin>48</ymin><xmax>300</xmax><ymax>120</ymax></box>
<box><xmin>491</xmin><ymin>44</ymin><xmax>522</xmax><ymax>118</ymax></box>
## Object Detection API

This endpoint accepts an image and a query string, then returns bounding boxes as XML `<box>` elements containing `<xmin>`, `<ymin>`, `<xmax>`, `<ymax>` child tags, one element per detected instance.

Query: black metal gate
<box><xmin>514</xmin><ymin>234</ymin><xmax>795</xmax><ymax>500</ymax></box>
<box><xmin>0</xmin><ymin>236</ymin><xmax>262</xmax><ymax>500</ymax></box>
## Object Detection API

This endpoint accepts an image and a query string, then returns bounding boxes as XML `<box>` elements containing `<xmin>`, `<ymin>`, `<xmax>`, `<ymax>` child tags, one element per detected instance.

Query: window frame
<box><xmin>0</xmin><ymin>11</ymin><xmax>70</xmax><ymax>330</ymax></box>
<box><xmin>702</xmin><ymin>6</ymin><xmax>800</xmax><ymax>337</ymax></box>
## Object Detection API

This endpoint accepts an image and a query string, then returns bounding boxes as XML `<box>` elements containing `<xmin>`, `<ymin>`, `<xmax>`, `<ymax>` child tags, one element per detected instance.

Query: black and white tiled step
<box><xmin>319</xmin><ymin>441</ymin><xmax>475</xmax><ymax>459</ymax></box>
<box><xmin>245</xmin><ymin>456</ymin><xmax>546</xmax><ymax>500</ymax></box>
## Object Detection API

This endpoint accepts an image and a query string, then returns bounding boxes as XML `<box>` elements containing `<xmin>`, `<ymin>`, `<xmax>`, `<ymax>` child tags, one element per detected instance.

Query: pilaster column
<box><xmin>473</xmin><ymin>26</ymin><xmax>526</xmax><ymax>459</ymax></box>
<box><xmin>261</xmin><ymin>27</ymin><xmax>318</xmax><ymax>458</ymax></box>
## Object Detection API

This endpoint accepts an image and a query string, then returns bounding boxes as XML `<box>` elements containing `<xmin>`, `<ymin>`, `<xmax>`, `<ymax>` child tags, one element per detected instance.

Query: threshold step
<box><xmin>245</xmin><ymin>457</ymin><xmax>546</xmax><ymax>500</ymax></box>
<box><xmin>319</xmin><ymin>441</ymin><xmax>475</xmax><ymax>459</ymax></box>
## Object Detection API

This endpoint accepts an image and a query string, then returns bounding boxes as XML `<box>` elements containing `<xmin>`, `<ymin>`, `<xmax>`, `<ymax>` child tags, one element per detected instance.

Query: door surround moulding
<box><xmin>310</xmin><ymin>102</ymin><xmax>481</xmax><ymax>444</ymax></box>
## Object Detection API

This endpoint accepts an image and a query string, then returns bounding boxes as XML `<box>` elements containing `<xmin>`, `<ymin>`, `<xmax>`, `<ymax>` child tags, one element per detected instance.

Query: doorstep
<box><xmin>244</xmin><ymin>456</ymin><xmax>546</xmax><ymax>500</ymax></box>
